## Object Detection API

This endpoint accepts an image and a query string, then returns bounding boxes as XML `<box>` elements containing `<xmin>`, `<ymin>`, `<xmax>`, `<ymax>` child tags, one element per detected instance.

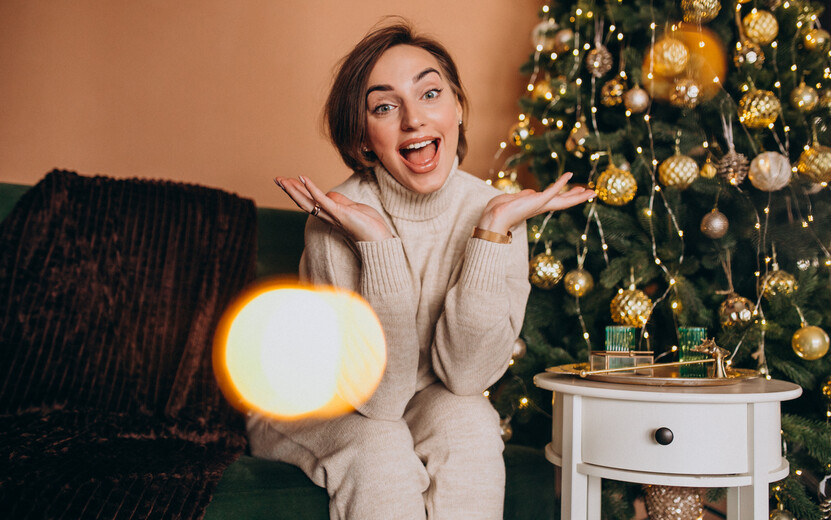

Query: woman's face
<box><xmin>364</xmin><ymin>44</ymin><xmax>463</xmax><ymax>195</ymax></box>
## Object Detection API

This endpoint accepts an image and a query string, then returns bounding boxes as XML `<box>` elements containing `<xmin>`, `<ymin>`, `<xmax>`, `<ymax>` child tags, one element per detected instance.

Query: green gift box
<box><xmin>679</xmin><ymin>326</ymin><xmax>708</xmax><ymax>377</ymax></box>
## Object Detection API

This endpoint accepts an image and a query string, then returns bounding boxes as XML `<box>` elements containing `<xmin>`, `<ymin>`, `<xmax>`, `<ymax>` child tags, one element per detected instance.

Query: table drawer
<box><xmin>581</xmin><ymin>397</ymin><xmax>748</xmax><ymax>475</ymax></box>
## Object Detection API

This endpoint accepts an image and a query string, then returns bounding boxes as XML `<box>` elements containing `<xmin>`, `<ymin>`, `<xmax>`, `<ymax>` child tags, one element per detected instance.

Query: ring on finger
<box><xmin>311</xmin><ymin>204</ymin><xmax>321</xmax><ymax>217</ymax></box>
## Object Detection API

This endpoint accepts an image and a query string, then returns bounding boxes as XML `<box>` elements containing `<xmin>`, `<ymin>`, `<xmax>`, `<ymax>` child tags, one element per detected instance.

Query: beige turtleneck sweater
<box><xmin>299</xmin><ymin>160</ymin><xmax>531</xmax><ymax>421</ymax></box>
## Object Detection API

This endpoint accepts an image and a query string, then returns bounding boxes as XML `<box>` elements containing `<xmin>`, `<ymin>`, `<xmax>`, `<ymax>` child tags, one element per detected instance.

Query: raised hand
<box><xmin>477</xmin><ymin>172</ymin><xmax>596</xmax><ymax>235</ymax></box>
<box><xmin>275</xmin><ymin>176</ymin><xmax>394</xmax><ymax>242</ymax></box>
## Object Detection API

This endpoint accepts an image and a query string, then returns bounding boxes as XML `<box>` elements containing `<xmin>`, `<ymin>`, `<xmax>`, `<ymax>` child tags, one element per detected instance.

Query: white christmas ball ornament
<box><xmin>748</xmin><ymin>152</ymin><xmax>792</xmax><ymax>191</ymax></box>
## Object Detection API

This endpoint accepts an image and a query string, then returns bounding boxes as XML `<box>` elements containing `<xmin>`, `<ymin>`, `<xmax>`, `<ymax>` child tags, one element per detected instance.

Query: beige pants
<box><xmin>247</xmin><ymin>381</ymin><xmax>505</xmax><ymax>520</ymax></box>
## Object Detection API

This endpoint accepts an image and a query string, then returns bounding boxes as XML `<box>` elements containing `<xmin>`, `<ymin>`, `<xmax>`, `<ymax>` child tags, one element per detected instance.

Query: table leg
<box><xmin>561</xmin><ymin>394</ymin><xmax>588</xmax><ymax>519</ymax></box>
<box><xmin>587</xmin><ymin>475</ymin><xmax>601</xmax><ymax>520</ymax></box>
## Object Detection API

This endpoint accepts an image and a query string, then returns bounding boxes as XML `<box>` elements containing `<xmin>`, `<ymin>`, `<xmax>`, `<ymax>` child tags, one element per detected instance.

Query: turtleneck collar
<box><xmin>373</xmin><ymin>157</ymin><xmax>459</xmax><ymax>221</ymax></box>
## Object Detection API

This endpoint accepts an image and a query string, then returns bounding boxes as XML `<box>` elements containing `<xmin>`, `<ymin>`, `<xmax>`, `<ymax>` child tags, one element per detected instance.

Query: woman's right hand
<box><xmin>275</xmin><ymin>176</ymin><xmax>394</xmax><ymax>242</ymax></box>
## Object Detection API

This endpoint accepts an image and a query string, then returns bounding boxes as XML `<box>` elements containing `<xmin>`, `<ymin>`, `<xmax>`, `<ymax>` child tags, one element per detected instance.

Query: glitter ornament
<box><xmin>700</xmin><ymin>209</ymin><xmax>729</xmax><ymax>238</ymax></box>
<box><xmin>610</xmin><ymin>286</ymin><xmax>653</xmax><ymax>327</ymax></box>
<box><xmin>748</xmin><ymin>152</ymin><xmax>792</xmax><ymax>191</ymax></box>
<box><xmin>652</xmin><ymin>37</ymin><xmax>690</xmax><ymax>77</ymax></box>
<box><xmin>738</xmin><ymin>90</ymin><xmax>780</xmax><ymax>129</ymax></box>
<box><xmin>719</xmin><ymin>293</ymin><xmax>755</xmax><ymax>327</ymax></box>
<box><xmin>796</xmin><ymin>144</ymin><xmax>831</xmax><ymax>184</ymax></box>
<box><xmin>601</xmin><ymin>77</ymin><xmax>626</xmax><ymax>106</ymax></box>
<box><xmin>564</xmin><ymin>268</ymin><xmax>595</xmax><ymax>297</ymax></box>
<box><xmin>566</xmin><ymin>119</ymin><xmax>589</xmax><ymax>158</ymax></box>
<box><xmin>529</xmin><ymin>250</ymin><xmax>565</xmax><ymax>289</ymax></box>
<box><xmin>822</xmin><ymin>376</ymin><xmax>831</xmax><ymax>400</ymax></box>
<box><xmin>681</xmin><ymin>0</ymin><xmax>721</xmax><ymax>24</ymax></box>
<box><xmin>493</xmin><ymin>176</ymin><xmax>523</xmax><ymax>194</ymax></box>
<box><xmin>700</xmin><ymin>158</ymin><xmax>717</xmax><ymax>179</ymax></box>
<box><xmin>551</xmin><ymin>28</ymin><xmax>574</xmax><ymax>54</ymax></box>
<box><xmin>718</xmin><ymin>149</ymin><xmax>750</xmax><ymax>185</ymax></box>
<box><xmin>734</xmin><ymin>40</ymin><xmax>764</xmax><ymax>68</ymax></box>
<box><xmin>669</xmin><ymin>78</ymin><xmax>702</xmax><ymax>108</ymax></box>
<box><xmin>643</xmin><ymin>485</ymin><xmax>704</xmax><ymax>520</ymax></box>
<box><xmin>761</xmin><ymin>269</ymin><xmax>797</xmax><ymax>299</ymax></box>
<box><xmin>530</xmin><ymin>78</ymin><xmax>553</xmax><ymax>101</ymax></box>
<box><xmin>509</xmin><ymin>119</ymin><xmax>534</xmax><ymax>146</ymax></box>
<box><xmin>595</xmin><ymin>164</ymin><xmax>638</xmax><ymax>205</ymax></box>
<box><xmin>790</xmin><ymin>83</ymin><xmax>819</xmax><ymax>112</ymax></box>
<box><xmin>659</xmin><ymin>153</ymin><xmax>699</xmax><ymax>189</ymax></box>
<box><xmin>585</xmin><ymin>46</ymin><xmax>613</xmax><ymax>78</ymax></box>
<box><xmin>743</xmin><ymin>10</ymin><xmax>779</xmax><ymax>46</ymax></box>
<box><xmin>792</xmin><ymin>325</ymin><xmax>830</xmax><ymax>360</ymax></box>
<box><xmin>804</xmin><ymin>28</ymin><xmax>831</xmax><ymax>53</ymax></box>
<box><xmin>624</xmin><ymin>86</ymin><xmax>650</xmax><ymax>113</ymax></box>
<box><xmin>512</xmin><ymin>338</ymin><xmax>527</xmax><ymax>359</ymax></box>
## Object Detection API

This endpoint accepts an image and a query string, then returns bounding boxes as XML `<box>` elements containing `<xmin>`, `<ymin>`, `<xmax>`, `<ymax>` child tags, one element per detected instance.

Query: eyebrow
<box><xmin>365</xmin><ymin>67</ymin><xmax>442</xmax><ymax>99</ymax></box>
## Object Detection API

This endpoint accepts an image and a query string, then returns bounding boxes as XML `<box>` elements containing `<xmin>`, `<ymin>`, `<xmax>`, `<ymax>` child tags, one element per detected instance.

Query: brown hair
<box><xmin>324</xmin><ymin>19</ymin><xmax>469</xmax><ymax>175</ymax></box>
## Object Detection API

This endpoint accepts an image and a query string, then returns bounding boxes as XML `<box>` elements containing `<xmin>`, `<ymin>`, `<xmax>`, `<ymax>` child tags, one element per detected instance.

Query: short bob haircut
<box><xmin>325</xmin><ymin>19</ymin><xmax>469</xmax><ymax>175</ymax></box>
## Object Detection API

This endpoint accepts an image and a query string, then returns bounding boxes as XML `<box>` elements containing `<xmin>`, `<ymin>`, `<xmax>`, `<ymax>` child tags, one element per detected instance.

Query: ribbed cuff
<box><xmin>460</xmin><ymin>237</ymin><xmax>509</xmax><ymax>293</ymax></box>
<box><xmin>357</xmin><ymin>238</ymin><xmax>412</xmax><ymax>295</ymax></box>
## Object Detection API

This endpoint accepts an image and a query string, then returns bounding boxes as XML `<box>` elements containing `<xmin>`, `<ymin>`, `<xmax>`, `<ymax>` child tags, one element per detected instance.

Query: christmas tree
<box><xmin>488</xmin><ymin>0</ymin><xmax>831</xmax><ymax>517</ymax></box>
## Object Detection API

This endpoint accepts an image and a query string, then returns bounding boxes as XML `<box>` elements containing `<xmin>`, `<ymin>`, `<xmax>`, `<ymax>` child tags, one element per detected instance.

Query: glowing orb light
<box><xmin>213</xmin><ymin>281</ymin><xmax>386</xmax><ymax>420</ymax></box>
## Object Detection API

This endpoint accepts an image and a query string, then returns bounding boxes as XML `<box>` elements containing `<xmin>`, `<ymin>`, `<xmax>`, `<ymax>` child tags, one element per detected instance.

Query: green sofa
<box><xmin>0</xmin><ymin>179</ymin><xmax>556</xmax><ymax>519</ymax></box>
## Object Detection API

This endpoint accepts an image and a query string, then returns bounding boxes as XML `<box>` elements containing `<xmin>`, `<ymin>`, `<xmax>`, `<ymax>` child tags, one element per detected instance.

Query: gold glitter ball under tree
<box><xmin>610</xmin><ymin>286</ymin><xmax>653</xmax><ymax>327</ymax></box>
<box><xmin>595</xmin><ymin>164</ymin><xmax>638</xmax><ymax>205</ymax></box>
<box><xmin>529</xmin><ymin>250</ymin><xmax>565</xmax><ymax>289</ymax></box>
<box><xmin>643</xmin><ymin>485</ymin><xmax>704</xmax><ymax>520</ymax></box>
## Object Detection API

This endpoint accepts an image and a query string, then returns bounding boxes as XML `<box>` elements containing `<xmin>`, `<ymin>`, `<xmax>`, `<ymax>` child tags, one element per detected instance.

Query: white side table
<box><xmin>533</xmin><ymin>373</ymin><xmax>802</xmax><ymax>519</ymax></box>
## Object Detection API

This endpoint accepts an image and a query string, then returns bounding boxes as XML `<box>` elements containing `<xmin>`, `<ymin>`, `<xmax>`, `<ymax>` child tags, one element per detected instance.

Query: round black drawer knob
<box><xmin>654</xmin><ymin>427</ymin><xmax>674</xmax><ymax>445</ymax></box>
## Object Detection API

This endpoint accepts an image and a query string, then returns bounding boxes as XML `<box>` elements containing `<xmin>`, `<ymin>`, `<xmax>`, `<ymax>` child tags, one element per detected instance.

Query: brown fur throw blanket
<box><xmin>0</xmin><ymin>170</ymin><xmax>256</xmax><ymax>518</ymax></box>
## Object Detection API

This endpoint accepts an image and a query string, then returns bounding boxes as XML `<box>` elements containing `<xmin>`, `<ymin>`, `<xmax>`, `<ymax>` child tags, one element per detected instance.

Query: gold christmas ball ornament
<box><xmin>509</xmin><ymin>119</ymin><xmax>534</xmax><ymax>146</ymax></box>
<box><xmin>681</xmin><ymin>0</ymin><xmax>721</xmax><ymax>24</ymax></box>
<box><xmin>700</xmin><ymin>158</ymin><xmax>717</xmax><ymax>179</ymax></box>
<box><xmin>719</xmin><ymin>293</ymin><xmax>755</xmax><ymax>327</ymax></box>
<box><xmin>564</xmin><ymin>268</ymin><xmax>595</xmax><ymax>297</ymax></box>
<box><xmin>601</xmin><ymin>77</ymin><xmax>626</xmax><ymax>107</ymax></box>
<box><xmin>551</xmin><ymin>28</ymin><xmax>575</xmax><ymax>54</ymax></box>
<box><xmin>790</xmin><ymin>83</ymin><xmax>819</xmax><ymax>112</ymax></box>
<box><xmin>610</xmin><ymin>287</ymin><xmax>653</xmax><ymax>327</ymax></box>
<box><xmin>769</xmin><ymin>508</ymin><xmax>797</xmax><ymax>520</ymax></box>
<box><xmin>804</xmin><ymin>28</ymin><xmax>831</xmax><ymax>53</ymax></box>
<box><xmin>792</xmin><ymin>325</ymin><xmax>830</xmax><ymax>360</ymax></box>
<box><xmin>529</xmin><ymin>251</ymin><xmax>565</xmax><ymax>289</ymax></box>
<box><xmin>652</xmin><ymin>37</ymin><xmax>690</xmax><ymax>77</ymax></box>
<box><xmin>624</xmin><ymin>86</ymin><xmax>650</xmax><ymax>113</ymax></box>
<box><xmin>512</xmin><ymin>338</ymin><xmax>527</xmax><ymax>359</ymax></box>
<box><xmin>595</xmin><ymin>165</ymin><xmax>638</xmax><ymax>205</ymax></box>
<box><xmin>585</xmin><ymin>46</ymin><xmax>613</xmax><ymax>78</ymax></box>
<box><xmin>566</xmin><ymin>120</ymin><xmax>589</xmax><ymax>158</ymax></box>
<box><xmin>659</xmin><ymin>153</ymin><xmax>699</xmax><ymax>190</ymax></box>
<box><xmin>738</xmin><ymin>90</ymin><xmax>780</xmax><ymax>129</ymax></box>
<box><xmin>700</xmin><ymin>209</ymin><xmax>729</xmax><ymax>238</ymax></box>
<box><xmin>643</xmin><ymin>485</ymin><xmax>704</xmax><ymax>520</ymax></box>
<box><xmin>669</xmin><ymin>78</ymin><xmax>702</xmax><ymax>109</ymax></box>
<box><xmin>748</xmin><ymin>152</ymin><xmax>792</xmax><ymax>191</ymax></box>
<box><xmin>530</xmin><ymin>78</ymin><xmax>553</xmax><ymax>101</ymax></box>
<box><xmin>718</xmin><ymin>149</ymin><xmax>750</xmax><ymax>185</ymax></box>
<box><xmin>743</xmin><ymin>10</ymin><xmax>779</xmax><ymax>46</ymax></box>
<box><xmin>734</xmin><ymin>40</ymin><xmax>765</xmax><ymax>68</ymax></box>
<box><xmin>822</xmin><ymin>376</ymin><xmax>831</xmax><ymax>400</ymax></box>
<box><xmin>761</xmin><ymin>269</ymin><xmax>798</xmax><ymax>299</ymax></box>
<box><xmin>796</xmin><ymin>144</ymin><xmax>831</xmax><ymax>184</ymax></box>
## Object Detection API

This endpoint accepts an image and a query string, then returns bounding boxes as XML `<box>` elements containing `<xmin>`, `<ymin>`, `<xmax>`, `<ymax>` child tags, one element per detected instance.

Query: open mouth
<box><xmin>399</xmin><ymin>138</ymin><xmax>440</xmax><ymax>168</ymax></box>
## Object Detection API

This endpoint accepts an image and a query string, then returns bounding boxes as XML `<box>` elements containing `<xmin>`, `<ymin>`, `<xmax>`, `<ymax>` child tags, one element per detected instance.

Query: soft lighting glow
<box><xmin>214</xmin><ymin>281</ymin><xmax>386</xmax><ymax>420</ymax></box>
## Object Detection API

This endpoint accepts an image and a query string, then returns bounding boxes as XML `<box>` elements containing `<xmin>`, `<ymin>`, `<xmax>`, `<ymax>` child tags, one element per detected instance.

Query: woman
<box><xmin>249</xmin><ymin>20</ymin><xmax>595</xmax><ymax>519</ymax></box>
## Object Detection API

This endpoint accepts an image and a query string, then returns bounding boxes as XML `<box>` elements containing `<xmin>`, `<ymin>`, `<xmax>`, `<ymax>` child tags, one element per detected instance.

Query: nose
<box><xmin>400</xmin><ymin>103</ymin><xmax>424</xmax><ymax>130</ymax></box>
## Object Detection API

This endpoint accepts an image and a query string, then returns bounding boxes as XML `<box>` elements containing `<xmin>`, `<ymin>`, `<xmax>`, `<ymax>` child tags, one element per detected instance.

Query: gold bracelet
<box><xmin>471</xmin><ymin>227</ymin><xmax>512</xmax><ymax>244</ymax></box>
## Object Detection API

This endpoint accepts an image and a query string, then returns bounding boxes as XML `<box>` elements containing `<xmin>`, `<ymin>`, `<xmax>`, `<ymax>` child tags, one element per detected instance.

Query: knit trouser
<box><xmin>247</xmin><ymin>381</ymin><xmax>505</xmax><ymax>520</ymax></box>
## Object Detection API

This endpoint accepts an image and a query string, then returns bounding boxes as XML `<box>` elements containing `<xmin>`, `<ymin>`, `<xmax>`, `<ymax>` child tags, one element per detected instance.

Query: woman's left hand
<box><xmin>477</xmin><ymin>172</ymin><xmax>595</xmax><ymax>235</ymax></box>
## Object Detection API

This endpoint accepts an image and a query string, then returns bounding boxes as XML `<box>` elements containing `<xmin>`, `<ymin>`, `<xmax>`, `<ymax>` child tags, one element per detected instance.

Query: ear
<box><xmin>456</xmin><ymin>100</ymin><xmax>463</xmax><ymax>125</ymax></box>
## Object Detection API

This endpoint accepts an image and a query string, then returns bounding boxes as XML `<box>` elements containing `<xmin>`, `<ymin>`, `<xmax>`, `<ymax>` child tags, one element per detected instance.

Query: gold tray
<box><xmin>546</xmin><ymin>363</ymin><xmax>760</xmax><ymax>386</ymax></box>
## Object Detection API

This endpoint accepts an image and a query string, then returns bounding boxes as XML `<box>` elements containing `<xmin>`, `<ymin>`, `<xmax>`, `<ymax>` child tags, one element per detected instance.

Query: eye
<box><xmin>423</xmin><ymin>88</ymin><xmax>442</xmax><ymax>100</ymax></box>
<box><xmin>372</xmin><ymin>103</ymin><xmax>393</xmax><ymax>115</ymax></box>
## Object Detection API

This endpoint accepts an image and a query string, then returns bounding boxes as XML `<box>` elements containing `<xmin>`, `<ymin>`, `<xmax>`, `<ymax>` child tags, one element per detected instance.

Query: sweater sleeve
<box><xmin>299</xmin><ymin>217</ymin><xmax>419</xmax><ymax>420</ymax></box>
<box><xmin>430</xmin><ymin>221</ymin><xmax>531</xmax><ymax>395</ymax></box>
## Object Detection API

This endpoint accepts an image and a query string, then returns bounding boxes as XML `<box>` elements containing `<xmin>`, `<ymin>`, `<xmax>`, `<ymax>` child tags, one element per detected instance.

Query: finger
<box><xmin>543</xmin><ymin>172</ymin><xmax>574</xmax><ymax>193</ymax></box>
<box><xmin>300</xmin><ymin>176</ymin><xmax>345</xmax><ymax>220</ymax></box>
<box><xmin>280</xmin><ymin>177</ymin><xmax>319</xmax><ymax>213</ymax></box>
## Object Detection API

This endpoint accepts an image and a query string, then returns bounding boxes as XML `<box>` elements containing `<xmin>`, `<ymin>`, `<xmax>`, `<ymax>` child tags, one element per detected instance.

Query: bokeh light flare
<box><xmin>214</xmin><ymin>280</ymin><xmax>386</xmax><ymax>420</ymax></box>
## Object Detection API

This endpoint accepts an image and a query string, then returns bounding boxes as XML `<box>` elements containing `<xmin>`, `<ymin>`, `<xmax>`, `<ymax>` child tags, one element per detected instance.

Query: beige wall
<box><xmin>0</xmin><ymin>1</ymin><xmax>543</xmax><ymax>210</ymax></box>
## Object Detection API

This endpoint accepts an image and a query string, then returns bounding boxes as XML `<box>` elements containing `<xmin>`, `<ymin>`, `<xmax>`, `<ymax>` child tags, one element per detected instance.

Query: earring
<box><xmin>458</xmin><ymin>119</ymin><xmax>463</xmax><ymax>125</ymax></box>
